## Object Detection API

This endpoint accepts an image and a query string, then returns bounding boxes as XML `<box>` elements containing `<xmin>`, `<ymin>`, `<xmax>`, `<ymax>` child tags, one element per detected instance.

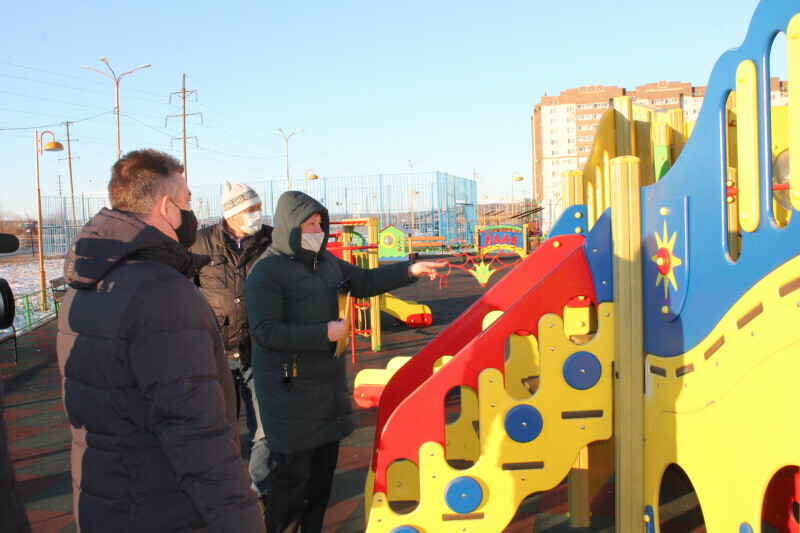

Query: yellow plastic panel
<box><xmin>789</xmin><ymin>15</ymin><xmax>800</xmax><ymax>211</ymax></box>
<box><xmin>735</xmin><ymin>60</ymin><xmax>760</xmax><ymax>232</ymax></box>
<box><xmin>366</xmin><ymin>303</ymin><xmax>616</xmax><ymax>532</ymax></box>
<box><xmin>643</xmin><ymin>255</ymin><xmax>800</xmax><ymax>531</ymax></box>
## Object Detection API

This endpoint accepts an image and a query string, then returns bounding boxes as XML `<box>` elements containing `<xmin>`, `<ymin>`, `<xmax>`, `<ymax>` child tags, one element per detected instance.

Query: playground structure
<box><xmin>331</xmin><ymin>219</ymin><xmax>437</xmax><ymax>362</ymax></box>
<box><xmin>363</xmin><ymin>1</ymin><xmax>800</xmax><ymax>532</ymax></box>
<box><xmin>379</xmin><ymin>293</ymin><xmax>432</xmax><ymax>328</ymax></box>
<box><xmin>473</xmin><ymin>223</ymin><xmax>532</xmax><ymax>259</ymax></box>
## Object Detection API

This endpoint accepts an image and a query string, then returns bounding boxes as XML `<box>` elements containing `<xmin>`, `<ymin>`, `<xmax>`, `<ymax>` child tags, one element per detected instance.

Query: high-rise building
<box><xmin>531</xmin><ymin>78</ymin><xmax>787</xmax><ymax>232</ymax></box>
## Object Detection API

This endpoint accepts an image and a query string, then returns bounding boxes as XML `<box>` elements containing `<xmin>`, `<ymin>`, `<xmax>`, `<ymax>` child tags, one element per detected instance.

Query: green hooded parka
<box><xmin>244</xmin><ymin>191</ymin><xmax>415</xmax><ymax>453</ymax></box>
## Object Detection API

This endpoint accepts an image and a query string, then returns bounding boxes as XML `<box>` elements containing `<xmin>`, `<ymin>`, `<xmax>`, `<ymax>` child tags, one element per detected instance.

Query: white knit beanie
<box><xmin>221</xmin><ymin>181</ymin><xmax>261</xmax><ymax>219</ymax></box>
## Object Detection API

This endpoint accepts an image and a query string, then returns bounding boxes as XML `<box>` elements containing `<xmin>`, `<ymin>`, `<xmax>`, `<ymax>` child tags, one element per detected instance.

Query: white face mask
<box><xmin>301</xmin><ymin>231</ymin><xmax>325</xmax><ymax>252</ymax></box>
<box><xmin>239</xmin><ymin>210</ymin><xmax>263</xmax><ymax>235</ymax></box>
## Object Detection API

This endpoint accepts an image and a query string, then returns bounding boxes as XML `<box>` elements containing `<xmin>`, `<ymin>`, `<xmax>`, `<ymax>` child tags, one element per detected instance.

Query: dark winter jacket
<box><xmin>244</xmin><ymin>192</ymin><xmax>415</xmax><ymax>454</ymax></box>
<box><xmin>57</xmin><ymin>208</ymin><xmax>265</xmax><ymax>533</ymax></box>
<box><xmin>191</xmin><ymin>222</ymin><xmax>272</xmax><ymax>369</ymax></box>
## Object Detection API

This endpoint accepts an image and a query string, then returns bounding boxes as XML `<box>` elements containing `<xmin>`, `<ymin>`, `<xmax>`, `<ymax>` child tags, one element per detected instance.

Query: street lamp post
<box><xmin>34</xmin><ymin>130</ymin><xmax>64</xmax><ymax>308</ymax></box>
<box><xmin>304</xmin><ymin>169</ymin><xmax>318</xmax><ymax>194</ymax></box>
<box><xmin>511</xmin><ymin>172</ymin><xmax>523</xmax><ymax>218</ymax></box>
<box><xmin>273</xmin><ymin>128</ymin><xmax>305</xmax><ymax>190</ymax></box>
<box><xmin>82</xmin><ymin>58</ymin><xmax>151</xmax><ymax>160</ymax></box>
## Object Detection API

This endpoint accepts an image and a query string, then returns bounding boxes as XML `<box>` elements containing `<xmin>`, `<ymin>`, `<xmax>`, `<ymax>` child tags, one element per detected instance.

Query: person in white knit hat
<box><xmin>191</xmin><ymin>181</ymin><xmax>273</xmax><ymax>494</ymax></box>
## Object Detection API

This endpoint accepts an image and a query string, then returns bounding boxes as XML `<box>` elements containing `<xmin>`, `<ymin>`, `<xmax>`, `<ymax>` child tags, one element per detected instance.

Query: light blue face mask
<box><xmin>239</xmin><ymin>210</ymin><xmax>263</xmax><ymax>235</ymax></box>
<box><xmin>301</xmin><ymin>231</ymin><xmax>325</xmax><ymax>252</ymax></box>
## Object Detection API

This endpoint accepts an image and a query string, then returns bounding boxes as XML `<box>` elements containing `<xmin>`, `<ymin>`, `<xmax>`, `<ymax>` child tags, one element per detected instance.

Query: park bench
<box><xmin>405</xmin><ymin>235</ymin><xmax>447</xmax><ymax>252</ymax></box>
<box><xmin>50</xmin><ymin>276</ymin><xmax>67</xmax><ymax>314</ymax></box>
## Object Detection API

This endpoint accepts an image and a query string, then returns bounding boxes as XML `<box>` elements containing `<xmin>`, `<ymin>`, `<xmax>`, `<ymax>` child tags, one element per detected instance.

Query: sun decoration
<box><xmin>652</xmin><ymin>220</ymin><xmax>683</xmax><ymax>299</ymax></box>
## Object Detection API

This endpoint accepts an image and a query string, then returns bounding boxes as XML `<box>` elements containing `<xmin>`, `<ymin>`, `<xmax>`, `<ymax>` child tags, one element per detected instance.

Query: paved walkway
<box><xmin>2</xmin><ymin>260</ymin><xmax>703</xmax><ymax>532</ymax></box>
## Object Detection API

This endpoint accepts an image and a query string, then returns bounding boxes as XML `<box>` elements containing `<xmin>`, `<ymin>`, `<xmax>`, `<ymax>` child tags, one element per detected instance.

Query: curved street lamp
<box><xmin>82</xmin><ymin>58</ymin><xmax>151</xmax><ymax>159</ymax></box>
<box><xmin>34</xmin><ymin>130</ymin><xmax>64</xmax><ymax>307</ymax></box>
<box><xmin>304</xmin><ymin>169</ymin><xmax>318</xmax><ymax>194</ymax></box>
<box><xmin>511</xmin><ymin>172</ymin><xmax>523</xmax><ymax>218</ymax></box>
<box><xmin>273</xmin><ymin>128</ymin><xmax>304</xmax><ymax>190</ymax></box>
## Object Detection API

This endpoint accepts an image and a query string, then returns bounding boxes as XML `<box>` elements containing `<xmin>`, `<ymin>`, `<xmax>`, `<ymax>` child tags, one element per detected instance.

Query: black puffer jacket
<box><xmin>57</xmin><ymin>208</ymin><xmax>264</xmax><ymax>533</ymax></box>
<box><xmin>191</xmin><ymin>222</ymin><xmax>272</xmax><ymax>369</ymax></box>
<box><xmin>245</xmin><ymin>192</ymin><xmax>415</xmax><ymax>454</ymax></box>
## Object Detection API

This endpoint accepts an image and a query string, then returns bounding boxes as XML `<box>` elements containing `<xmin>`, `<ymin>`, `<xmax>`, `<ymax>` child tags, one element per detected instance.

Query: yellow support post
<box><xmin>568</xmin><ymin>447</ymin><xmax>591</xmax><ymax>528</ymax></box>
<box><xmin>668</xmin><ymin>109</ymin><xmax>686</xmax><ymax>164</ymax></box>
<box><xmin>586</xmin><ymin>179</ymin><xmax>596</xmax><ymax>228</ymax></box>
<box><xmin>571</xmin><ymin>170</ymin><xmax>585</xmax><ymax>206</ymax></box>
<box><xmin>788</xmin><ymin>15</ymin><xmax>800</xmax><ymax>211</ymax></box>
<box><xmin>735</xmin><ymin>60</ymin><xmax>760</xmax><ymax>233</ymax></box>
<box><xmin>634</xmin><ymin>108</ymin><xmax>655</xmax><ymax>186</ymax></box>
<box><xmin>561</xmin><ymin>173</ymin><xmax>572</xmax><ymax>209</ymax></box>
<box><xmin>367</xmin><ymin>217</ymin><xmax>381</xmax><ymax>352</ymax></box>
<box><xmin>609</xmin><ymin>156</ymin><xmax>644</xmax><ymax>533</ymax></box>
<box><xmin>613</xmin><ymin>97</ymin><xmax>636</xmax><ymax>158</ymax></box>
<box><xmin>562</xmin><ymin>170</ymin><xmax>582</xmax><ymax>211</ymax></box>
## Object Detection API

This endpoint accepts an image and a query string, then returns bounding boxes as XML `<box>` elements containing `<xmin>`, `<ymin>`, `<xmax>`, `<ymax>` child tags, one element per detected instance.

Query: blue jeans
<box><xmin>234</xmin><ymin>365</ymin><xmax>269</xmax><ymax>493</ymax></box>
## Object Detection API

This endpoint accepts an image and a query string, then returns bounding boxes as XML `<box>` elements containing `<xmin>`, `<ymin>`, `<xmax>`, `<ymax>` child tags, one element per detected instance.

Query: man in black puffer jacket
<box><xmin>191</xmin><ymin>181</ymin><xmax>272</xmax><ymax>490</ymax></box>
<box><xmin>57</xmin><ymin>149</ymin><xmax>264</xmax><ymax>532</ymax></box>
<box><xmin>245</xmin><ymin>191</ymin><xmax>442</xmax><ymax>532</ymax></box>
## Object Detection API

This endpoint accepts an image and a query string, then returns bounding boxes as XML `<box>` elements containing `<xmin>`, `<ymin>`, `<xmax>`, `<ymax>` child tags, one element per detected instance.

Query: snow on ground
<box><xmin>0</xmin><ymin>259</ymin><xmax>64</xmax><ymax>334</ymax></box>
<box><xmin>0</xmin><ymin>259</ymin><xmax>65</xmax><ymax>298</ymax></box>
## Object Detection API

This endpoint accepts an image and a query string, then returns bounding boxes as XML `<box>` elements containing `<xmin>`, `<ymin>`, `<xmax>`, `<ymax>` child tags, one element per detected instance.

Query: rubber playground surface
<box><xmin>1</xmin><ymin>256</ymin><xmax>704</xmax><ymax>532</ymax></box>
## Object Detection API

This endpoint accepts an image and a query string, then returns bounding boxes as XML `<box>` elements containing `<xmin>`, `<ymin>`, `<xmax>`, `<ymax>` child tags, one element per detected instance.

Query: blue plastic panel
<box><xmin>641</xmin><ymin>0</ymin><xmax>800</xmax><ymax>356</ymax></box>
<box><xmin>550</xmin><ymin>204</ymin><xmax>588</xmax><ymax>238</ymax></box>
<box><xmin>584</xmin><ymin>209</ymin><xmax>614</xmax><ymax>303</ymax></box>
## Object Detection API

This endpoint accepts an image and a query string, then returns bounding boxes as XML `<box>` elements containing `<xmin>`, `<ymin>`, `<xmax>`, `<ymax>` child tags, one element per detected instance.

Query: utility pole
<box><xmin>62</xmin><ymin>121</ymin><xmax>78</xmax><ymax>225</ymax></box>
<box><xmin>167</xmin><ymin>74</ymin><xmax>202</xmax><ymax>182</ymax></box>
<box><xmin>57</xmin><ymin>174</ymin><xmax>63</xmax><ymax>196</ymax></box>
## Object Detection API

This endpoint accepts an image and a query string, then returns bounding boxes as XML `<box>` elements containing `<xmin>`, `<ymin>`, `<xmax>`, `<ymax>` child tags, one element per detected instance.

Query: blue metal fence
<box><xmin>41</xmin><ymin>172</ymin><xmax>477</xmax><ymax>257</ymax></box>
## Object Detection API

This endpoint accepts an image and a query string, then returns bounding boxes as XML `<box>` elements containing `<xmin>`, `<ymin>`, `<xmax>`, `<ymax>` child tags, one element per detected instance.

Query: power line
<box><xmin>0</xmin><ymin>110</ymin><xmax>115</xmax><ymax>131</ymax></box>
<box><xmin>0</xmin><ymin>60</ymin><xmax>166</xmax><ymax>98</ymax></box>
<box><xmin>0</xmin><ymin>72</ymin><xmax>170</xmax><ymax>106</ymax></box>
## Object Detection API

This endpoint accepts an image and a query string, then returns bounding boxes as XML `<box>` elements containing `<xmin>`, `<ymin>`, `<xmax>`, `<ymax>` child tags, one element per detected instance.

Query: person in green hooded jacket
<box><xmin>244</xmin><ymin>191</ymin><xmax>441</xmax><ymax>532</ymax></box>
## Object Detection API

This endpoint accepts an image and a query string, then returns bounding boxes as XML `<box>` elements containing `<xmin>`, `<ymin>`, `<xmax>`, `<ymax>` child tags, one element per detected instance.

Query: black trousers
<box><xmin>262</xmin><ymin>440</ymin><xmax>340</xmax><ymax>533</ymax></box>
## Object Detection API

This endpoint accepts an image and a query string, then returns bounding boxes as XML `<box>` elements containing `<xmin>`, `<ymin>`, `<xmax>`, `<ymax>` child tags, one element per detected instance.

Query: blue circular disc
<box><xmin>444</xmin><ymin>476</ymin><xmax>483</xmax><ymax>514</ymax></box>
<box><xmin>739</xmin><ymin>524</ymin><xmax>753</xmax><ymax>533</ymax></box>
<box><xmin>390</xmin><ymin>527</ymin><xmax>420</xmax><ymax>533</ymax></box>
<box><xmin>504</xmin><ymin>405</ymin><xmax>543</xmax><ymax>443</ymax></box>
<box><xmin>563</xmin><ymin>351</ymin><xmax>602</xmax><ymax>390</ymax></box>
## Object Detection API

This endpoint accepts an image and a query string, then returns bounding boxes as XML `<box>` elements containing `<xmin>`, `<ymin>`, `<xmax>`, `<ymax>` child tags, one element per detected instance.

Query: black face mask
<box><xmin>169</xmin><ymin>198</ymin><xmax>198</xmax><ymax>248</ymax></box>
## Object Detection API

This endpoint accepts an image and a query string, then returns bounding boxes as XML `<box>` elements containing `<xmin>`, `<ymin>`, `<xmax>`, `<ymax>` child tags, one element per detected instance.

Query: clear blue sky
<box><xmin>0</xmin><ymin>0</ymin><xmax>778</xmax><ymax>218</ymax></box>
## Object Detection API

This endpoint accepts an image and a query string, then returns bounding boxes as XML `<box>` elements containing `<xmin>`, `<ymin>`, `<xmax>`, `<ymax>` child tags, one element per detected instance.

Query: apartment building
<box><xmin>531</xmin><ymin>78</ymin><xmax>786</xmax><ymax>231</ymax></box>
